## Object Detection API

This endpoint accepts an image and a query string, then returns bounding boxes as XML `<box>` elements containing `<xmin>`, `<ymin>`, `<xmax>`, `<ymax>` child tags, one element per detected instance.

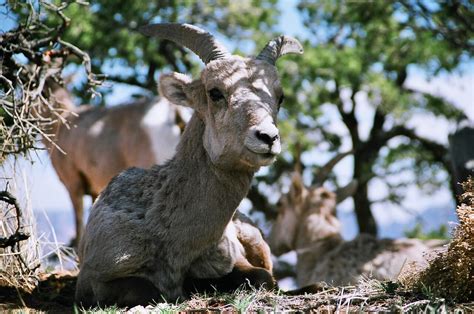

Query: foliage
<box><xmin>271</xmin><ymin>0</ymin><xmax>472</xmax><ymax>234</ymax></box>
<box><xmin>404</xmin><ymin>223</ymin><xmax>449</xmax><ymax>240</ymax></box>
<box><xmin>43</xmin><ymin>0</ymin><xmax>280</xmax><ymax>104</ymax></box>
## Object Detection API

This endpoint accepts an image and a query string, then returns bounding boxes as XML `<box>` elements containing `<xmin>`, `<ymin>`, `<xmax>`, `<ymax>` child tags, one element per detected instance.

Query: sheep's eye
<box><xmin>278</xmin><ymin>94</ymin><xmax>285</xmax><ymax>109</ymax></box>
<box><xmin>209</xmin><ymin>88</ymin><xmax>225</xmax><ymax>102</ymax></box>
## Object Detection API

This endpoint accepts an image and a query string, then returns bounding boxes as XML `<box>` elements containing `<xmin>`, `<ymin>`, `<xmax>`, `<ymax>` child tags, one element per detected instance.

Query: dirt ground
<box><xmin>1</xmin><ymin>272</ymin><xmax>473</xmax><ymax>313</ymax></box>
<box><xmin>0</xmin><ymin>273</ymin><xmax>77</xmax><ymax>313</ymax></box>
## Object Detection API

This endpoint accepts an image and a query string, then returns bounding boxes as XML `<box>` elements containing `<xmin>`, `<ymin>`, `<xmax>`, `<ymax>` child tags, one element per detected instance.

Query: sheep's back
<box><xmin>78</xmin><ymin>167</ymin><xmax>160</xmax><ymax>280</ymax></box>
<box><xmin>304</xmin><ymin>234</ymin><xmax>438</xmax><ymax>286</ymax></box>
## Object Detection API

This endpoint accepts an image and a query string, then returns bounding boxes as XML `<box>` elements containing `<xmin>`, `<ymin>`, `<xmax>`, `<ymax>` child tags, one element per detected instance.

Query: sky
<box><xmin>1</xmin><ymin>0</ymin><xmax>473</xmax><ymax>244</ymax></box>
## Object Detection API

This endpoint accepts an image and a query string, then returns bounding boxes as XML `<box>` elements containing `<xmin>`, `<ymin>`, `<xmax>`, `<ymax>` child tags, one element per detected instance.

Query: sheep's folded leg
<box><xmin>184</xmin><ymin>257</ymin><xmax>275</xmax><ymax>295</ymax></box>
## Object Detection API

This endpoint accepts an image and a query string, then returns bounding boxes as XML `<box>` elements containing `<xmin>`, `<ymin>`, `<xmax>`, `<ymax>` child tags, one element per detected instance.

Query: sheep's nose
<box><xmin>256</xmin><ymin>130</ymin><xmax>279</xmax><ymax>146</ymax></box>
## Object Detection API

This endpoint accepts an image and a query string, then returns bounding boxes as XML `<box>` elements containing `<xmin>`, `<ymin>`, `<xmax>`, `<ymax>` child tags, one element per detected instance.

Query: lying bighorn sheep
<box><xmin>75</xmin><ymin>23</ymin><xmax>302</xmax><ymax>306</ymax></box>
<box><xmin>46</xmin><ymin>81</ymin><xmax>273</xmax><ymax>271</ymax></box>
<box><xmin>269</xmin><ymin>154</ymin><xmax>446</xmax><ymax>286</ymax></box>
<box><xmin>44</xmin><ymin>82</ymin><xmax>189</xmax><ymax>245</ymax></box>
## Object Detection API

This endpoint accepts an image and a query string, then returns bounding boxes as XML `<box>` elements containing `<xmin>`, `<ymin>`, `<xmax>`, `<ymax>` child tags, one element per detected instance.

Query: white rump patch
<box><xmin>141</xmin><ymin>98</ymin><xmax>190</xmax><ymax>164</ymax></box>
<box><xmin>88</xmin><ymin>119</ymin><xmax>105</xmax><ymax>137</ymax></box>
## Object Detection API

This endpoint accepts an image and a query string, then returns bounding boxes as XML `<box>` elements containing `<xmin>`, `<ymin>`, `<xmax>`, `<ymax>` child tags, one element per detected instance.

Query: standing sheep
<box><xmin>44</xmin><ymin>82</ymin><xmax>190</xmax><ymax>245</ymax></box>
<box><xmin>75</xmin><ymin>23</ymin><xmax>303</xmax><ymax>306</ymax></box>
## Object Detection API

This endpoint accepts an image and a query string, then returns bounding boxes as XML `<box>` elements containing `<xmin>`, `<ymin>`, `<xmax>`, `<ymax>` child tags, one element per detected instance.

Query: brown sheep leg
<box><xmin>69</xmin><ymin>189</ymin><xmax>84</xmax><ymax>248</ymax></box>
<box><xmin>237</xmin><ymin>230</ymin><xmax>273</xmax><ymax>272</ymax></box>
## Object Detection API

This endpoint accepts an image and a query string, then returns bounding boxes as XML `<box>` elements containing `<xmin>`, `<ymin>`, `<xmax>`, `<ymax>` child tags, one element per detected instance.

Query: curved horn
<box><xmin>256</xmin><ymin>36</ymin><xmax>303</xmax><ymax>65</ymax></box>
<box><xmin>139</xmin><ymin>23</ymin><xmax>230</xmax><ymax>64</ymax></box>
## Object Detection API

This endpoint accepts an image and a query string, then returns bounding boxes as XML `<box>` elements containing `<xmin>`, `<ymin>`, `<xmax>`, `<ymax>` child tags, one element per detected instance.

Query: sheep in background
<box><xmin>44</xmin><ymin>80</ymin><xmax>190</xmax><ymax>245</ymax></box>
<box><xmin>268</xmin><ymin>152</ymin><xmax>447</xmax><ymax>287</ymax></box>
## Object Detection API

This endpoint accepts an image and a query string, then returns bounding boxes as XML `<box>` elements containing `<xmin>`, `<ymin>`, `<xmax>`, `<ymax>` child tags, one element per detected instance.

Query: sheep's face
<box><xmin>268</xmin><ymin>173</ymin><xmax>340</xmax><ymax>256</ymax></box>
<box><xmin>160</xmin><ymin>56</ymin><xmax>284</xmax><ymax>171</ymax></box>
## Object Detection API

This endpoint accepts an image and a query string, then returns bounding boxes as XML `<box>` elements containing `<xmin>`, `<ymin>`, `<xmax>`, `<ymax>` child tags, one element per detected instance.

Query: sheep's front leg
<box><xmin>150</xmin><ymin>263</ymin><xmax>186</xmax><ymax>302</ymax></box>
<box><xmin>187</xmin><ymin>221</ymin><xmax>240</xmax><ymax>280</ymax></box>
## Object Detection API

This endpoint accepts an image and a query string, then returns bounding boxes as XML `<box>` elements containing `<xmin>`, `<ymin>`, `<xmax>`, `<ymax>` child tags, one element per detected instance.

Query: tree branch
<box><xmin>247</xmin><ymin>184</ymin><xmax>277</xmax><ymax>221</ymax></box>
<box><xmin>105</xmin><ymin>75</ymin><xmax>148</xmax><ymax>90</ymax></box>
<box><xmin>334</xmin><ymin>81</ymin><xmax>360</xmax><ymax>146</ymax></box>
<box><xmin>378</xmin><ymin>125</ymin><xmax>450</xmax><ymax>167</ymax></box>
<box><xmin>369</xmin><ymin>108</ymin><xmax>386</xmax><ymax>143</ymax></box>
<box><xmin>0</xmin><ymin>191</ymin><xmax>30</xmax><ymax>249</ymax></box>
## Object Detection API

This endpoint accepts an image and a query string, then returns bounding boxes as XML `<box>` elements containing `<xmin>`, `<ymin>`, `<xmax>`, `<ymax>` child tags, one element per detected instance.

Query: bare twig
<box><xmin>0</xmin><ymin>0</ymin><xmax>102</xmax><ymax>161</ymax></box>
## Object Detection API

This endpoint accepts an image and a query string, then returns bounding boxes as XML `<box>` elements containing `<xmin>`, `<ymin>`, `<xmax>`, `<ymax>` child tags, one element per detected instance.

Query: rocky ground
<box><xmin>1</xmin><ymin>272</ymin><xmax>473</xmax><ymax>313</ymax></box>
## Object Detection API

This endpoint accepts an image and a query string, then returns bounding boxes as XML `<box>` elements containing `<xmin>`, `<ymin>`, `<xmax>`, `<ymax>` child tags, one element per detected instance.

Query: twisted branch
<box><xmin>0</xmin><ymin>0</ymin><xmax>102</xmax><ymax>161</ymax></box>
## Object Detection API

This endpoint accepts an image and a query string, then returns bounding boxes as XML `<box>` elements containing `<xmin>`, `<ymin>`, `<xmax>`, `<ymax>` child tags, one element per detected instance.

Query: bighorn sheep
<box><xmin>268</xmin><ymin>152</ymin><xmax>446</xmax><ymax>287</ymax></box>
<box><xmin>75</xmin><ymin>23</ymin><xmax>303</xmax><ymax>306</ymax></box>
<box><xmin>46</xmin><ymin>80</ymin><xmax>273</xmax><ymax>274</ymax></box>
<box><xmin>44</xmin><ymin>82</ymin><xmax>190</xmax><ymax>245</ymax></box>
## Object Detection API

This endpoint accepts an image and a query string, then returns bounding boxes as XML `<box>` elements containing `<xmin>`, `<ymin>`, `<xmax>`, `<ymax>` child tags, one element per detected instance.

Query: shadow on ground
<box><xmin>0</xmin><ymin>273</ymin><xmax>77</xmax><ymax>313</ymax></box>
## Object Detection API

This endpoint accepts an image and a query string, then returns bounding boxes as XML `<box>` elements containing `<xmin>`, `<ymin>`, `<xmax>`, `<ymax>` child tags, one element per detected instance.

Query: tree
<box><xmin>44</xmin><ymin>0</ymin><xmax>280</xmax><ymax>104</ymax></box>
<box><xmin>0</xmin><ymin>0</ymin><xmax>101</xmax><ymax>289</ymax></box>
<box><xmin>2</xmin><ymin>0</ymin><xmax>470</xmax><ymax>237</ymax></box>
<box><xmin>271</xmin><ymin>0</ymin><xmax>472</xmax><ymax>234</ymax></box>
<box><xmin>0</xmin><ymin>0</ymin><xmax>101</xmax><ymax>162</ymax></box>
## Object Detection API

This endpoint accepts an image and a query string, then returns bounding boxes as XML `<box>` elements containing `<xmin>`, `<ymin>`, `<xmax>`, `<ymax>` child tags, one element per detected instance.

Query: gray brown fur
<box><xmin>75</xmin><ymin>24</ymin><xmax>302</xmax><ymax>306</ymax></box>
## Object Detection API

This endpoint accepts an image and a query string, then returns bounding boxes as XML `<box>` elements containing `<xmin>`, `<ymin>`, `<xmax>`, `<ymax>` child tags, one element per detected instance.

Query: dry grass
<box><xmin>0</xmin><ymin>160</ymin><xmax>78</xmax><ymax>296</ymax></box>
<box><xmin>0</xmin><ymin>166</ymin><xmax>41</xmax><ymax>293</ymax></box>
<box><xmin>401</xmin><ymin>177</ymin><xmax>474</xmax><ymax>303</ymax></box>
<box><xmin>82</xmin><ymin>279</ymin><xmax>471</xmax><ymax>313</ymax></box>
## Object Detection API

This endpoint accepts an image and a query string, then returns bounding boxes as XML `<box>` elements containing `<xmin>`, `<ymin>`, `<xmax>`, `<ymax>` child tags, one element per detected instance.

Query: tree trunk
<box><xmin>449</xmin><ymin>125</ymin><xmax>474</xmax><ymax>201</ymax></box>
<box><xmin>352</xmin><ymin>178</ymin><xmax>377</xmax><ymax>235</ymax></box>
<box><xmin>353</xmin><ymin>150</ymin><xmax>378</xmax><ymax>235</ymax></box>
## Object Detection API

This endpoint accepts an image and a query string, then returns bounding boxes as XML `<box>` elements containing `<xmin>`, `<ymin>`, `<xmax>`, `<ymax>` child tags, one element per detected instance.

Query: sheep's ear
<box><xmin>159</xmin><ymin>73</ymin><xmax>194</xmax><ymax>108</ymax></box>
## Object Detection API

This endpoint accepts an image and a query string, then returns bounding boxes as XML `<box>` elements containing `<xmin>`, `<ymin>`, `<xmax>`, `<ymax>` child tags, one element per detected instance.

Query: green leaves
<box><xmin>42</xmin><ymin>0</ymin><xmax>281</xmax><ymax>103</ymax></box>
<box><xmin>273</xmin><ymin>0</ymin><xmax>471</xmax><ymax>233</ymax></box>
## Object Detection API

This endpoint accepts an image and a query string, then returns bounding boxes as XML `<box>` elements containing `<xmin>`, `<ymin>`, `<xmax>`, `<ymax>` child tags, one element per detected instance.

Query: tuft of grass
<box><xmin>79</xmin><ymin>305</ymin><xmax>121</xmax><ymax>314</ymax></box>
<box><xmin>0</xmin><ymin>163</ymin><xmax>41</xmax><ymax>293</ymax></box>
<box><xmin>379</xmin><ymin>281</ymin><xmax>400</xmax><ymax>295</ymax></box>
<box><xmin>225</xmin><ymin>286</ymin><xmax>259</xmax><ymax>313</ymax></box>
<box><xmin>401</xmin><ymin>177</ymin><xmax>474</xmax><ymax>303</ymax></box>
